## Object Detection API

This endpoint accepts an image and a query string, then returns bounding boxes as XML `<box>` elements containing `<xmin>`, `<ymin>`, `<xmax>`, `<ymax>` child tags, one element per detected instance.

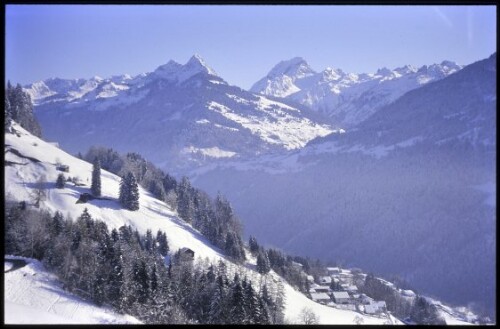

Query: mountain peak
<box><xmin>186</xmin><ymin>54</ymin><xmax>217</xmax><ymax>76</ymax></box>
<box><xmin>267</xmin><ymin>57</ymin><xmax>316</xmax><ymax>79</ymax></box>
<box><xmin>375</xmin><ymin>67</ymin><xmax>393</xmax><ymax>77</ymax></box>
<box><xmin>394</xmin><ymin>64</ymin><xmax>417</xmax><ymax>75</ymax></box>
<box><xmin>153</xmin><ymin>55</ymin><xmax>218</xmax><ymax>83</ymax></box>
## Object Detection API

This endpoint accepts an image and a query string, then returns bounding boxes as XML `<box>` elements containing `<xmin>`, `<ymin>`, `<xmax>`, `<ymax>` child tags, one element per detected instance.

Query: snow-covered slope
<box><xmin>251</xmin><ymin>57</ymin><xmax>462</xmax><ymax>127</ymax></box>
<box><xmin>4</xmin><ymin>256</ymin><xmax>141</xmax><ymax>324</ymax></box>
<box><xmin>28</xmin><ymin>55</ymin><xmax>333</xmax><ymax>174</ymax></box>
<box><xmin>4</xmin><ymin>122</ymin><xmax>394</xmax><ymax>325</ymax></box>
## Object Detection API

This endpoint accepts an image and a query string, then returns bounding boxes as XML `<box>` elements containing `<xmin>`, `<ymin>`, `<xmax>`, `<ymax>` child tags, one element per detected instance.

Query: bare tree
<box><xmin>31</xmin><ymin>175</ymin><xmax>47</xmax><ymax>208</ymax></box>
<box><xmin>298</xmin><ymin>307</ymin><xmax>320</xmax><ymax>324</ymax></box>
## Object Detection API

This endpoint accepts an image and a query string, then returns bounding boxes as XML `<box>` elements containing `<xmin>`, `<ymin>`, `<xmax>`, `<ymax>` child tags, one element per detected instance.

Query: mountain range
<box><xmin>250</xmin><ymin>57</ymin><xmax>462</xmax><ymax>127</ymax></box>
<box><xmin>27</xmin><ymin>55</ymin><xmax>334</xmax><ymax>174</ymax></box>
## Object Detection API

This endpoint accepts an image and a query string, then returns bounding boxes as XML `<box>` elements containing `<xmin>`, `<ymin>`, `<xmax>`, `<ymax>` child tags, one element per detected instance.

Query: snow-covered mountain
<box><xmin>250</xmin><ymin>57</ymin><xmax>462</xmax><ymax>127</ymax></box>
<box><xmin>5</xmin><ymin>121</ymin><xmax>403</xmax><ymax>325</ymax></box>
<box><xmin>191</xmin><ymin>54</ymin><xmax>496</xmax><ymax>318</ymax></box>
<box><xmin>27</xmin><ymin>55</ymin><xmax>334</xmax><ymax>174</ymax></box>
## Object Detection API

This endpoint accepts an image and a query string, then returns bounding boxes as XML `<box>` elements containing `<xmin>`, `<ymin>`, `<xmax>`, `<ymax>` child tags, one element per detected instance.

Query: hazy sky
<box><xmin>5</xmin><ymin>5</ymin><xmax>497</xmax><ymax>89</ymax></box>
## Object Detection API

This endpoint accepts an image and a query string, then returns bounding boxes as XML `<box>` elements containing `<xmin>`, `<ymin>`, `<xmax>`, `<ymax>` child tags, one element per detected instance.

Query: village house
<box><xmin>345</xmin><ymin>285</ymin><xmax>358</xmax><ymax>294</ymax></box>
<box><xmin>179</xmin><ymin>247</ymin><xmax>195</xmax><ymax>260</ymax></box>
<box><xmin>364</xmin><ymin>300</ymin><xmax>387</xmax><ymax>314</ymax></box>
<box><xmin>340</xmin><ymin>283</ymin><xmax>350</xmax><ymax>290</ymax></box>
<box><xmin>332</xmin><ymin>291</ymin><xmax>350</xmax><ymax>304</ymax></box>
<box><xmin>319</xmin><ymin>276</ymin><xmax>332</xmax><ymax>285</ymax></box>
<box><xmin>310</xmin><ymin>292</ymin><xmax>331</xmax><ymax>304</ymax></box>
<box><xmin>359</xmin><ymin>293</ymin><xmax>374</xmax><ymax>305</ymax></box>
<box><xmin>327</xmin><ymin>267</ymin><xmax>341</xmax><ymax>275</ymax></box>
<box><xmin>312</xmin><ymin>285</ymin><xmax>331</xmax><ymax>294</ymax></box>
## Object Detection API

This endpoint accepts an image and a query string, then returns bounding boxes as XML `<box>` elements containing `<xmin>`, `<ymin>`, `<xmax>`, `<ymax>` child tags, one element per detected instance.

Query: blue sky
<box><xmin>5</xmin><ymin>5</ymin><xmax>497</xmax><ymax>89</ymax></box>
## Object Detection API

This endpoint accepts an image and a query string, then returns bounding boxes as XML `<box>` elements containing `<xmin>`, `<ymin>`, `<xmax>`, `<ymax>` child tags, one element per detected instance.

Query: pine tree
<box><xmin>244</xmin><ymin>281</ymin><xmax>260</xmax><ymax>324</ymax></box>
<box><xmin>144</xmin><ymin>229</ymin><xmax>153</xmax><ymax>252</ymax></box>
<box><xmin>177</xmin><ymin>177</ymin><xmax>194</xmax><ymax>223</ymax></box>
<box><xmin>56</xmin><ymin>173</ymin><xmax>65</xmax><ymax>189</ymax></box>
<box><xmin>256</xmin><ymin>250</ymin><xmax>271</xmax><ymax>274</ymax></box>
<box><xmin>127</xmin><ymin>172</ymin><xmax>140</xmax><ymax>210</ymax></box>
<box><xmin>5</xmin><ymin>82</ymin><xmax>42</xmax><ymax>137</ymax></box>
<box><xmin>91</xmin><ymin>157</ymin><xmax>102</xmax><ymax>197</ymax></box>
<box><xmin>230</xmin><ymin>276</ymin><xmax>247</xmax><ymax>324</ymax></box>
<box><xmin>5</xmin><ymin>96</ymin><xmax>12</xmax><ymax>132</ymax></box>
<box><xmin>119</xmin><ymin>172</ymin><xmax>139</xmax><ymax>211</ymax></box>
<box><xmin>119</xmin><ymin>174</ymin><xmax>129</xmax><ymax>208</ymax></box>
<box><xmin>156</xmin><ymin>230</ymin><xmax>169</xmax><ymax>256</ymax></box>
<box><xmin>249</xmin><ymin>235</ymin><xmax>259</xmax><ymax>256</ymax></box>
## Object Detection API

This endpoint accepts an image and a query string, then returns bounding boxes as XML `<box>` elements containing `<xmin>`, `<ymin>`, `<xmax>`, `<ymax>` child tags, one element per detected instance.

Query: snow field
<box><xmin>4</xmin><ymin>257</ymin><xmax>141</xmax><ymax>324</ymax></box>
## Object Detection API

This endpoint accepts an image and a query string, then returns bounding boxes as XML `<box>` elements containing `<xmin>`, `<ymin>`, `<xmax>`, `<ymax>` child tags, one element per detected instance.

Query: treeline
<box><xmin>82</xmin><ymin>147</ymin><xmax>246</xmax><ymax>262</ymax></box>
<box><xmin>249</xmin><ymin>235</ymin><xmax>325</xmax><ymax>295</ymax></box>
<box><xmin>5</xmin><ymin>81</ymin><xmax>42</xmax><ymax>137</ymax></box>
<box><xmin>360</xmin><ymin>273</ymin><xmax>445</xmax><ymax>325</ymax></box>
<box><xmin>4</xmin><ymin>202</ymin><xmax>284</xmax><ymax>324</ymax></box>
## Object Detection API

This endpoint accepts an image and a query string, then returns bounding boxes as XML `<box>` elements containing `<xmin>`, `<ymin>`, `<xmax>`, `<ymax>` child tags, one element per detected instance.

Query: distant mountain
<box><xmin>27</xmin><ymin>55</ymin><xmax>334</xmax><ymax>174</ymax></box>
<box><xmin>309</xmin><ymin>53</ymin><xmax>496</xmax><ymax>152</ymax></box>
<box><xmin>192</xmin><ymin>53</ymin><xmax>496</xmax><ymax>317</ymax></box>
<box><xmin>251</xmin><ymin>57</ymin><xmax>462</xmax><ymax>127</ymax></box>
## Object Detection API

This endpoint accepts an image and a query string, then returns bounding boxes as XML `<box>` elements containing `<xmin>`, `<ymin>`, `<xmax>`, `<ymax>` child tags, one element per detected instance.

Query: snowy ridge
<box><xmin>4</xmin><ymin>122</ymin><xmax>396</xmax><ymax>325</ymax></box>
<box><xmin>153</xmin><ymin>54</ymin><xmax>219</xmax><ymax>84</ymax></box>
<box><xmin>251</xmin><ymin>58</ymin><xmax>463</xmax><ymax>127</ymax></box>
<box><xmin>207</xmin><ymin>98</ymin><xmax>332</xmax><ymax>150</ymax></box>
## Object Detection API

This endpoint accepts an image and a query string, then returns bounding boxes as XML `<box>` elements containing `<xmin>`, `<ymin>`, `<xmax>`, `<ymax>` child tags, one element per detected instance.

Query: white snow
<box><xmin>251</xmin><ymin>58</ymin><xmax>463</xmax><ymax>127</ymax></box>
<box><xmin>5</xmin><ymin>261</ymin><xmax>13</xmax><ymax>272</ymax></box>
<box><xmin>182</xmin><ymin>145</ymin><xmax>237</xmax><ymax>158</ymax></box>
<box><xmin>154</xmin><ymin>54</ymin><xmax>218</xmax><ymax>84</ymax></box>
<box><xmin>4</xmin><ymin>257</ymin><xmax>141</xmax><ymax>324</ymax></box>
<box><xmin>207</xmin><ymin>101</ymin><xmax>332</xmax><ymax>150</ymax></box>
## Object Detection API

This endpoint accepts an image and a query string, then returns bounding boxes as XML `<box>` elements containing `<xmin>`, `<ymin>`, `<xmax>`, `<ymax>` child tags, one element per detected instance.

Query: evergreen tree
<box><xmin>244</xmin><ymin>281</ymin><xmax>260</xmax><ymax>324</ymax></box>
<box><xmin>144</xmin><ymin>229</ymin><xmax>153</xmax><ymax>252</ymax></box>
<box><xmin>230</xmin><ymin>276</ymin><xmax>247</xmax><ymax>324</ymax></box>
<box><xmin>127</xmin><ymin>173</ymin><xmax>140</xmax><ymax>211</ymax></box>
<box><xmin>56</xmin><ymin>173</ymin><xmax>65</xmax><ymax>189</ymax></box>
<box><xmin>119</xmin><ymin>174</ymin><xmax>129</xmax><ymax>208</ymax></box>
<box><xmin>91</xmin><ymin>157</ymin><xmax>102</xmax><ymax>197</ymax></box>
<box><xmin>410</xmin><ymin>296</ymin><xmax>446</xmax><ymax>325</ymax></box>
<box><xmin>5</xmin><ymin>82</ymin><xmax>42</xmax><ymax>137</ymax></box>
<box><xmin>249</xmin><ymin>235</ymin><xmax>259</xmax><ymax>256</ymax></box>
<box><xmin>177</xmin><ymin>177</ymin><xmax>194</xmax><ymax>223</ymax></box>
<box><xmin>256</xmin><ymin>249</ymin><xmax>271</xmax><ymax>274</ymax></box>
<box><xmin>5</xmin><ymin>96</ymin><xmax>12</xmax><ymax>132</ymax></box>
<box><xmin>119</xmin><ymin>172</ymin><xmax>139</xmax><ymax>211</ymax></box>
<box><xmin>156</xmin><ymin>230</ymin><xmax>169</xmax><ymax>256</ymax></box>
